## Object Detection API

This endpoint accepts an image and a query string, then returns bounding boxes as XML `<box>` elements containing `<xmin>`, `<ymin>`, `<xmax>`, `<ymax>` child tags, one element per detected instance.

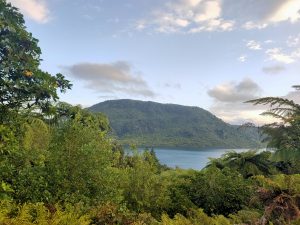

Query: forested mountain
<box><xmin>89</xmin><ymin>99</ymin><xmax>262</xmax><ymax>148</ymax></box>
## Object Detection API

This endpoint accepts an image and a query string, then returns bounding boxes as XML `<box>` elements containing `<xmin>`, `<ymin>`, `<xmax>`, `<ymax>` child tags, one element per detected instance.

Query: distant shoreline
<box><xmin>123</xmin><ymin>145</ymin><xmax>263</xmax><ymax>151</ymax></box>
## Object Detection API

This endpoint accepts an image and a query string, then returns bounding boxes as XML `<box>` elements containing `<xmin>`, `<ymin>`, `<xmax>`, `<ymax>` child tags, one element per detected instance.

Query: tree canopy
<box><xmin>0</xmin><ymin>0</ymin><xmax>71</xmax><ymax>120</ymax></box>
<box><xmin>247</xmin><ymin>86</ymin><xmax>300</xmax><ymax>173</ymax></box>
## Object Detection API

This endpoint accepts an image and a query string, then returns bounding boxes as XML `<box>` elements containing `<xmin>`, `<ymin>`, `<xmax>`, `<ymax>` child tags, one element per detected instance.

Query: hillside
<box><xmin>89</xmin><ymin>99</ymin><xmax>262</xmax><ymax>148</ymax></box>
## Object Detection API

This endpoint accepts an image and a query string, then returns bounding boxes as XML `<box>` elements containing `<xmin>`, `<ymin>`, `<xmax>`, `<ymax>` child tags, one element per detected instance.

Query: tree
<box><xmin>182</xmin><ymin>167</ymin><xmax>252</xmax><ymax>216</ymax></box>
<box><xmin>207</xmin><ymin>150</ymin><xmax>276</xmax><ymax>178</ymax></box>
<box><xmin>0</xmin><ymin>0</ymin><xmax>72</xmax><ymax>121</ymax></box>
<box><xmin>10</xmin><ymin>106</ymin><xmax>119</xmax><ymax>205</ymax></box>
<box><xmin>122</xmin><ymin>150</ymin><xmax>170</xmax><ymax>217</ymax></box>
<box><xmin>246</xmin><ymin>86</ymin><xmax>300</xmax><ymax>172</ymax></box>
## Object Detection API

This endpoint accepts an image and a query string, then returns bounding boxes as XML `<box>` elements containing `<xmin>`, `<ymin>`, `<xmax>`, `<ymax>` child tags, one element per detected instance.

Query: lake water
<box><xmin>126</xmin><ymin>148</ymin><xmax>251</xmax><ymax>170</ymax></box>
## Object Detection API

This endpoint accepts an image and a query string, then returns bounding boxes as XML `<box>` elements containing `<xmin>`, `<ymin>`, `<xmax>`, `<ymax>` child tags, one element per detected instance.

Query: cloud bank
<box><xmin>207</xmin><ymin>78</ymin><xmax>270</xmax><ymax>125</ymax></box>
<box><xmin>136</xmin><ymin>0</ymin><xmax>300</xmax><ymax>33</ymax></box>
<box><xmin>208</xmin><ymin>78</ymin><xmax>262</xmax><ymax>103</ymax></box>
<box><xmin>208</xmin><ymin>79</ymin><xmax>300</xmax><ymax>125</ymax></box>
<box><xmin>64</xmin><ymin>61</ymin><xmax>156</xmax><ymax>98</ymax></box>
<box><xmin>136</xmin><ymin>0</ymin><xmax>234</xmax><ymax>33</ymax></box>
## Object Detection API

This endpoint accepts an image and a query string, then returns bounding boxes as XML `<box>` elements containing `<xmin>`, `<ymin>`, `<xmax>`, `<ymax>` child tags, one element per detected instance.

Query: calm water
<box><xmin>126</xmin><ymin>148</ymin><xmax>250</xmax><ymax>170</ymax></box>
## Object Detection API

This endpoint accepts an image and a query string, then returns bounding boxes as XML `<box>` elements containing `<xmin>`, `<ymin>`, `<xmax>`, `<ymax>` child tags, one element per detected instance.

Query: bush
<box><xmin>183</xmin><ymin>167</ymin><xmax>253</xmax><ymax>216</ymax></box>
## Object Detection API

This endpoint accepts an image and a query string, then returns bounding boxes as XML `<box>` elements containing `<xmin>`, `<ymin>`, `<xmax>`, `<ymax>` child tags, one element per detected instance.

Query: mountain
<box><xmin>88</xmin><ymin>99</ymin><xmax>262</xmax><ymax>148</ymax></box>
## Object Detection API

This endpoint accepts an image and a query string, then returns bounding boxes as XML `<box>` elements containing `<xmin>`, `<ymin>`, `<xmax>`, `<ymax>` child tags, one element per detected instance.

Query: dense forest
<box><xmin>89</xmin><ymin>99</ymin><xmax>261</xmax><ymax>148</ymax></box>
<box><xmin>1</xmin><ymin>1</ymin><xmax>300</xmax><ymax>224</ymax></box>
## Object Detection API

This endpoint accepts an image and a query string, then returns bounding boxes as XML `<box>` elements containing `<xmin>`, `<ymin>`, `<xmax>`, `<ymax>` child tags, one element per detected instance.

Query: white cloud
<box><xmin>240</xmin><ymin>0</ymin><xmax>300</xmax><ymax>30</ymax></box>
<box><xmin>194</xmin><ymin>1</ymin><xmax>221</xmax><ymax>22</ymax></box>
<box><xmin>208</xmin><ymin>78</ymin><xmax>262</xmax><ymax>103</ymax></box>
<box><xmin>266</xmin><ymin>48</ymin><xmax>296</xmax><ymax>64</ymax></box>
<box><xmin>287</xmin><ymin>34</ymin><xmax>300</xmax><ymax>47</ymax></box>
<box><xmin>211</xmin><ymin>108</ymin><xmax>276</xmax><ymax>125</ymax></box>
<box><xmin>268</xmin><ymin>0</ymin><xmax>300</xmax><ymax>23</ymax></box>
<box><xmin>207</xmin><ymin>78</ymin><xmax>271</xmax><ymax>125</ymax></box>
<box><xmin>246</xmin><ymin>40</ymin><xmax>262</xmax><ymax>50</ymax></box>
<box><xmin>136</xmin><ymin>0</ymin><xmax>300</xmax><ymax>33</ymax></box>
<box><xmin>8</xmin><ymin>0</ymin><xmax>50</xmax><ymax>23</ymax></box>
<box><xmin>264</xmin><ymin>40</ymin><xmax>274</xmax><ymax>44</ymax></box>
<box><xmin>209</xmin><ymin>84</ymin><xmax>300</xmax><ymax>125</ymax></box>
<box><xmin>243</xmin><ymin>21</ymin><xmax>267</xmax><ymax>30</ymax></box>
<box><xmin>174</xmin><ymin>18</ymin><xmax>190</xmax><ymax>27</ymax></box>
<box><xmin>136</xmin><ymin>0</ymin><xmax>234</xmax><ymax>33</ymax></box>
<box><xmin>242</xmin><ymin>36</ymin><xmax>300</xmax><ymax>66</ymax></box>
<box><xmin>238</xmin><ymin>55</ymin><xmax>247</xmax><ymax>62</ymax></box>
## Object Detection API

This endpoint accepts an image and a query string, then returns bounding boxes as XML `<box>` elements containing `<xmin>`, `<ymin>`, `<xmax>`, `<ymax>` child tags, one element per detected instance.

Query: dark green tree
<box><xmin>181</xmin><ymin>167</ymin><xmax>252</xmax><ymax>216</ymax></box>
<box><xmin>0</xmin><ymin>0</ymin><xmax>72</xmax><ymax>201</ymax></box>
<box><xmin>207</xmin><ymin>150</ymin><xmax>276</xmax><ymax>178</ymax></box>
<box><xmin>0</xmin><ymin>0</ymin><xmax>71</xmax><ymax>121</ymax></box>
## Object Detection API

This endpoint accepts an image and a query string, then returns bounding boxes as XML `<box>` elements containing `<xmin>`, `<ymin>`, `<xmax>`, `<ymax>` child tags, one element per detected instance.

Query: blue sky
<box><xmin>8</xmin><ymin>0</ymin><xmax>300</xmax><ymax>124</ymax></box>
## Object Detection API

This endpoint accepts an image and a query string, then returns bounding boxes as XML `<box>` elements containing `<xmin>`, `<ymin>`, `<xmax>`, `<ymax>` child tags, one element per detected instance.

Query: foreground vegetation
<box><xmin>1</xmin><ymin>1</ymin><xmax>300</xmax><ymax>224</ymax></box>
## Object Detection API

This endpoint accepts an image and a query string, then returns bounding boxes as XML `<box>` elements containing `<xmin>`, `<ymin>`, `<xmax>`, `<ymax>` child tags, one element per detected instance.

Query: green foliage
<box><xmin>122</xmin><ymin>150</ymin><xmax>171</xmax><ymax>218</ymax></box>
<box><xmin>208</xmin><ymin>150</ymin><xmax>277</xmax><ymax>178</ymax></box>
<box><xmin>90</xmin><ymin>202</ymin><xmax>159</xmax><ymax>225</ymax></box>
<box><xmin>0</xmin><ymin>1</ymin><xmax>72</xmax><ymax>202</ymax></box>
<box><xmin>0</xmin><ymin>123</ymin><xmax>18</xmax><ymax>154</ymax></box>
<box><xmin>161</xmin><ymin>209</ymin><xmax>231</xmax><ymax>225</ymax></box>
<box><xmin>0</xmin><ymin>181</ymin><xmax>13</xmax><ymax>200</ymax></box>
<box><xmin>53</xmin><ymin>102</ymin><xmax>110</xmax><ymax>132</ymax></box>
<box><xmin>89</xmin><ymin>99</ymin><xmax>261</xmax><ymax>148</ymax></box>
<box><xmin>0</xmin><ymin>118</ymin><xmax>51</xmax><ymax>203</ymax></box>
<box><xmin>0</xmin><ymin>0</ymin><xmax>72</xmax><ymax>119</ymax></box>
<box><xmin>160</xmin><ymin>169</ymin><xmax>197</xmax><ymax>217</ymax></box>
<box><xmin>255</xmin><ymin>174</ymin><xmax>300</xmax><ymax>193</ymax></box>
<box><xmin>47</xmin><ymin>110</ymin><xmax>123</xmax><ymax>205</ymax></box>
<box><xmin>253</xmin><ymin>174</ymin><xmax>300</xmax><ymax>224</ymax></box>
<box><xmin>229</xmin><ymin>209</ymin><xmax>262</xmax><ymax>225</ymax></box>
<box><xmin>1</xmin><ymin>3</ymin><xmax>300</xmax><ymax>224</ymax></box>
<box><xmin>23</xmin><ymin>119</ymin><xmax>50</xmax><ymax>144</ymax></box>
<box><xmin>0</xmin><ymin>200</ymin><xmax>90</xmax><ymax>225</ymax></box>
<box><xmin>247</xmin><ymin>87</ymin><xmax>300</xmax><ymax>168</ymax></box>
<box><xmin>182</xmin><ymin>167</ymin><xmax>253</xmax><ymax>216</ymax></box>
<box><xmin>0</xmin><ymin>103</ymin><xmax>122</xmax><ymax>205</ymax></box>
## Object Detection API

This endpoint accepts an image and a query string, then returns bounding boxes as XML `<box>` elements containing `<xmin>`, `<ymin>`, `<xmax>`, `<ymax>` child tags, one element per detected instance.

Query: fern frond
<box><xmin>246</xmin><ymin>97</ymin><xmax>300</xmax><ymax>110</ymax></box>
<box><xmin>260</xmin><ymin>112</ymin><xmax>285</xmax><ymax>120</ymax></box>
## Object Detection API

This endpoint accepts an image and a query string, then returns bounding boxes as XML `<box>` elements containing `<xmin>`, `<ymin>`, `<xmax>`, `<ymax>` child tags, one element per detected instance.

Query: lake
<box><xmin>126</xmin><ymin>148</ymin><xmax>251</xmax><ymax>170</ymax></box>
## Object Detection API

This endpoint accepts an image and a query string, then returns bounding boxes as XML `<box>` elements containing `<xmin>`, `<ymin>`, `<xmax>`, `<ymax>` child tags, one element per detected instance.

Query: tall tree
<box><xmin>247</xmin><ymin>86</ymin><xmax>300</xmax><ymax>172</ymax></box>
<box><xmin>0</xmin><ymin>0</ymin><xmax>71</xmax><ymax>121</ymax></box>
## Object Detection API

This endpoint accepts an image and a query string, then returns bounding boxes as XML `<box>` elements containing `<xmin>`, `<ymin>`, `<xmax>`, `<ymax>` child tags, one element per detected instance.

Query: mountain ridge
<box><xmin>88</xmin><ymin>99</ymin><xmax>262</xmax><ymax>149</ymax></box>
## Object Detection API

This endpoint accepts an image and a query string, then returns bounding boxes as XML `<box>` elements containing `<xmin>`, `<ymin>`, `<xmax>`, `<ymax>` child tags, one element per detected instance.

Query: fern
<box><xmin>0</xmin><ymin>201</ymin><xmax>91</xmax><ymax>225</ymax></box>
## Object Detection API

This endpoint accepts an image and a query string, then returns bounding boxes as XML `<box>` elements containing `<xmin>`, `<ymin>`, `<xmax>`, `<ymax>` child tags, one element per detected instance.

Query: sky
<box><xmin>7</xmin><ymin>0</ymin><xmax>300</xmax><ymax>124</ymax></box>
